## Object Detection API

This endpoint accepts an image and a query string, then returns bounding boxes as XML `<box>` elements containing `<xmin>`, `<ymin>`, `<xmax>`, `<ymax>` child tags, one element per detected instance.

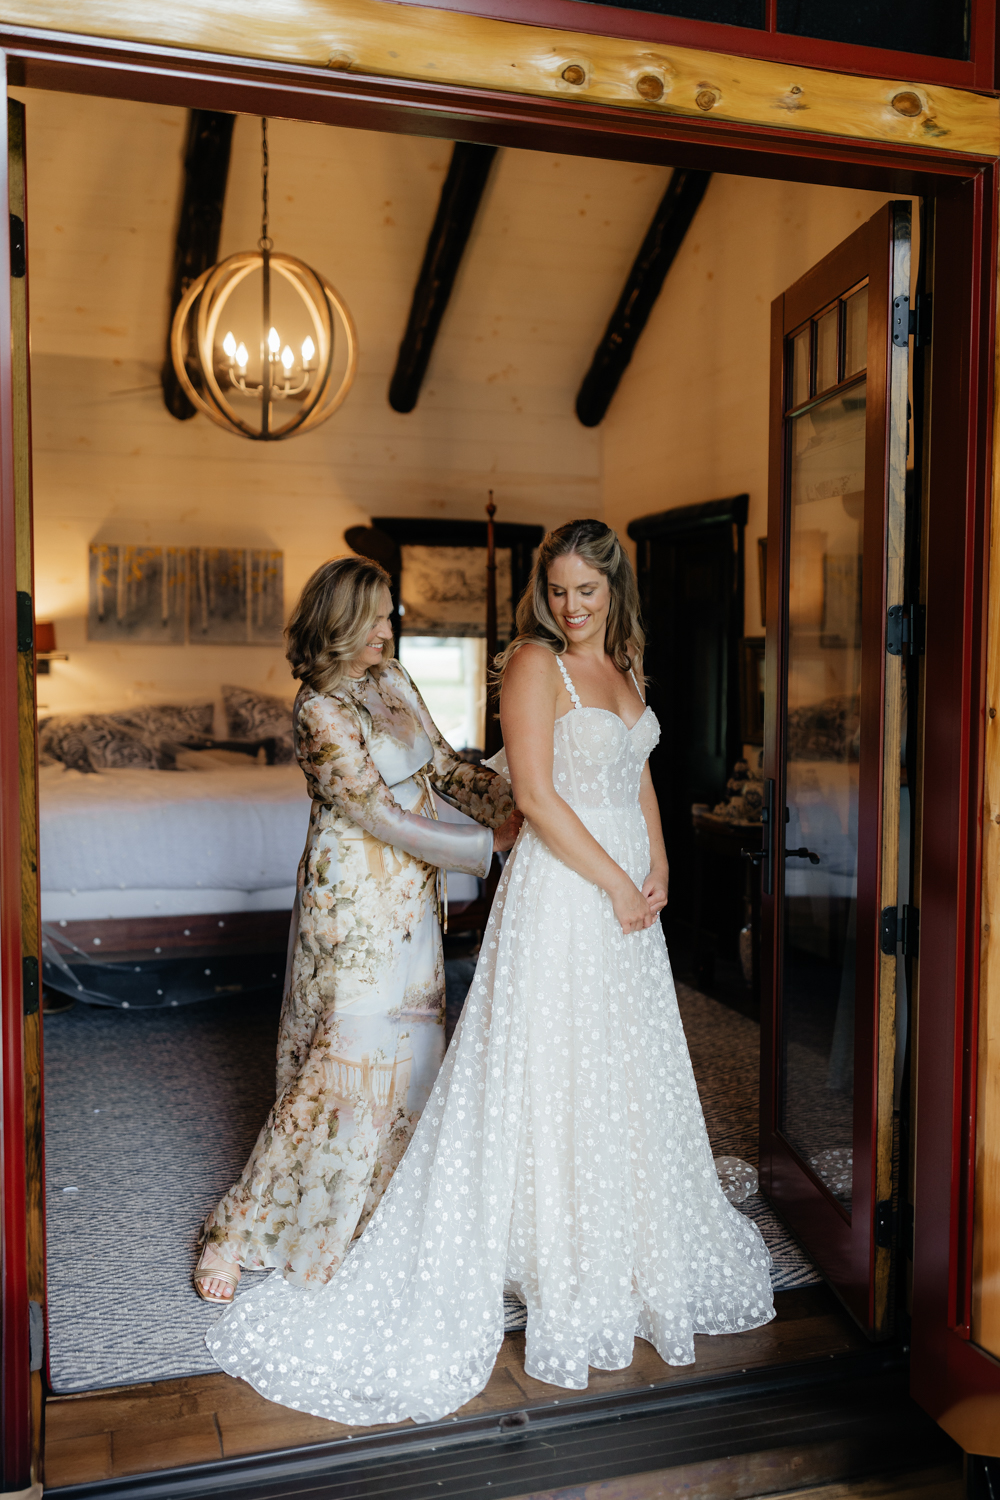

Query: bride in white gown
<box><xmin>208</xmin><ymin>519</ymin><xmax>774</xmax><ymax>1424</ymax></box>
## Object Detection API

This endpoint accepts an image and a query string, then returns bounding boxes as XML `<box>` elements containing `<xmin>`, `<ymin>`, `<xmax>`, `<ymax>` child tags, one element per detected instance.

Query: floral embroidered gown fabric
<box><xmin>201</xmin><ymin>662</ymin><xmax>513</xmax><ymax>1286</ymax></box>
<box><xmin>208</xmin><ymin>666</ymin><xmax>774</xmax><ymax>1418</ymax></box>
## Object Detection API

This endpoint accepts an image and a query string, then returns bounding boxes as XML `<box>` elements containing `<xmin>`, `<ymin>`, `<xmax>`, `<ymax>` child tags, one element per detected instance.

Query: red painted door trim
<box><xmin>910</xmin><ymin>165</ymin><xmax>1000</xmax><ymax>1458</ymax></box>
<box><xmin>0</xmin><ymin>47</ymin><xmax>30</xmax><ymax>1494</ymax></box>
<box><xmin>0</xmin><ymin>25</ymin><xmax>994</xmax><ymax>195</ymax></box>
<box><xmin>0</xmin><ymin>25</ymin><xmax>995</xmax><ymax>1480</ymax></box>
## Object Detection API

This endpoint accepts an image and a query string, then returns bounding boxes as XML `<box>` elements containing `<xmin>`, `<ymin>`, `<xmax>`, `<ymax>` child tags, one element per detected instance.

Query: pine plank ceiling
<box><xmin>17</xmin><ymin>89</ymin><xmax>671</xmax><ymax>399</ymax></box>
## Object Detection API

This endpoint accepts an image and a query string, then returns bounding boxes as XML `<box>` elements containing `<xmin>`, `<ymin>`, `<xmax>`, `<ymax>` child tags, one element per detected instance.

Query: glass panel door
<box><xmin>760</xmin><ymin>202</ymin><xmax>911</xmax><ymax>1335</ymax></box>
<box><xmin>781</xmin><ymin>374</ymin><xmax>866</xmax><ymax>1213</ymax></box>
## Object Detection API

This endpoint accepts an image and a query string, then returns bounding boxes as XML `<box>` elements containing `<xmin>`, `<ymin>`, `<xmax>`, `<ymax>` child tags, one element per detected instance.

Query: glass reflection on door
<box><xmin>780</xmin><ymin>287</ymin><xmax>867</xmax><ymax>1214</ymax></box>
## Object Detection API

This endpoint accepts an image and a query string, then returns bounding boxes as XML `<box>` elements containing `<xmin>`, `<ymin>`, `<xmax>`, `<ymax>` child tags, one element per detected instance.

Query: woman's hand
<box><xmin>641</xmin><ymin>866</ymin><xmax>669</xmax><ymax>916</ymax></box>
<box><xmin>611</xmin><ymin>877</ymin><xmax>656</xmax><ymax>935</ymax></box>
<box><xmin>493</xmin><ymin>810</ymin><xmax>524</xmax><ymax>853</ymax></box>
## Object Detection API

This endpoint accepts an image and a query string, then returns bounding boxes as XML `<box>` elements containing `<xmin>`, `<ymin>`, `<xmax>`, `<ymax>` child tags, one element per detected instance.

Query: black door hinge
<box><xmin>16</xmin><ymin>591</ymin><xmax>33</xmax><ymax>653</ymax></box>
<box><xmin>9</xmin><ymin>213</ymin><xmax>25</xmax><ymax>279</ymax></box>
<box><xmin>28</xmin><ymin>1299</ymin><xmax>43</xmax><ymax>1372</ymax></box>
<box><xmin>22</xmin><ymin>954</ymin><xmax>38</xmax><ymax>1016</ymax></box>
<box><xmin>879</xmin><ymin>904</ymin><xmax>920</xmax><ymax>957</ymax></box>
<box><xmin>875</xmin><ymin>1199</ymin><xmax>893</xmax><ymax>1249</ymax></box>
<box><xmin>892</xmin><ymin>292</ymin><xmax>931</xmax><ymax>349</ymax></box>
<box><xmin>879</xmin><ymin>907</ymin><xmax>896</xmax><ymax>953</ymax></box>
<box><xmin>886</xmin><ymin>602</ymin><xmax>925</xmax><ymax>657</ymax></box>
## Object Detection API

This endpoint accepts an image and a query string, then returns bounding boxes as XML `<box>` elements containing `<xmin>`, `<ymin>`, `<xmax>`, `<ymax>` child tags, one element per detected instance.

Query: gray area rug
<box><xmin>44</xmin><ymin>970</ymin><xmax>817</xmax><ymax>1394</ymax></box>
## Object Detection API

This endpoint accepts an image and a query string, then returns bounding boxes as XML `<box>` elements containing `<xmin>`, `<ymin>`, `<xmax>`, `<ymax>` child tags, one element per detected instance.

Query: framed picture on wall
<box><xmin>87</xmin><ymin>544</ymin><xmax>186</xmax><ymax>643</ymax></box>
<box><xmin>188</xmin><ymin>547</ymin><xmax>284</xmax><ymax>645</ymax></box>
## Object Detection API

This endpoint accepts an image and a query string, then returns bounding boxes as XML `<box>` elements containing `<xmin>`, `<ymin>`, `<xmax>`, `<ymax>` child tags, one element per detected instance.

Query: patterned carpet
<box><xmin>43</xmin><ymin>971</ymin><xmax>818</xmax><ymax>1395</ymax></box>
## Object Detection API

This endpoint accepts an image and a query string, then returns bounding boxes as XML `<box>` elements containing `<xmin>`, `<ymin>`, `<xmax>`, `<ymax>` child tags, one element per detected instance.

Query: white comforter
<box><xmin>39</xmin><ymin>763</ymin><xmax>311</xmax><ymax>895</ymax></box>
<box><xmin>38</xmin><ymin>762</ymin><xmax>481</xmax><ymax>921</ymax></box>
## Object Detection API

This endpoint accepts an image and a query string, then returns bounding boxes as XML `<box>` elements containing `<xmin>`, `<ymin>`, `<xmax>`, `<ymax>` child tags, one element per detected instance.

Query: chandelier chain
<box><xmin>259</xmin><ymin>117</ymin><xmax>273</xmax><ymax>252</ymax></box>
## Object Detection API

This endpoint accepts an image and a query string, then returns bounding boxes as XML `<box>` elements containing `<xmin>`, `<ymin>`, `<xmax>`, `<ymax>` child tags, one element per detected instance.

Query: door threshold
<box><xmin>44</xmin><ymin>1349</ymin><xmax>956</xmax><ymax>1500</ymax></box>
<box><xmin>43</xmin><ymin>1287</ymin><xmax>956</xmax><ymax>1500</ymax></box>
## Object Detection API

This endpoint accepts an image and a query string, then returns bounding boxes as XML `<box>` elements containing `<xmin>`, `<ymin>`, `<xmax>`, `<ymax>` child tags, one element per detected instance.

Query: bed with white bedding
<box><xmin>38</xmin><ymin>750</ymin><xmax>484</xmax><ymax>1010</ymax></box>
<box><xmin>39</xmin><ymin>761</ymin><xmax>482</xmax><ymax>925</ymax></box>
<box><xmin>35</xmin><ymin>691</ymin><xmax>487</xmax><ymax>1006</ymax></box>
<box><xmin>39</xmin><ymin>760</ymin><xmax>310</xmax><ymax>923</ymax></box>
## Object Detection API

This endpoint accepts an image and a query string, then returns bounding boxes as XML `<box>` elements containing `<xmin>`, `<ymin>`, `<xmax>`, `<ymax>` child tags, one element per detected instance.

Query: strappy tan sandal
<box><xmin>193</xmin><ymin>1249</ymin><xmax>241</xmax><ymax>1305</ymax></box>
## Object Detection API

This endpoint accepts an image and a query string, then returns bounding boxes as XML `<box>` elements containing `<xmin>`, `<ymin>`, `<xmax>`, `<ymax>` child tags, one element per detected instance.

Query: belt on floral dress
<box><xmin>416</xmin><ymin>768</ymin><xmax>448</xmax><ymax>934</ymax></box>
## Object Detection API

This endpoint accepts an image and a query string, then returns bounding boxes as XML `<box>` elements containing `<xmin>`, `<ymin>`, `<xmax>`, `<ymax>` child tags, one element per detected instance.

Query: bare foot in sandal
<box><xmin>194</xmin><ymin>1244</ymin><xmax>241</xmax><ymax>1304</ymax></box>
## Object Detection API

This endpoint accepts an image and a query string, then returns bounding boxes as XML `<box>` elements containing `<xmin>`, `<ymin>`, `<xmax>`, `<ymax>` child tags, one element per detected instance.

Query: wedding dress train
<box><xmin>207</xmin><ymin>658</ymin><xmax>774</xmax><ymax>1424</ymax></box>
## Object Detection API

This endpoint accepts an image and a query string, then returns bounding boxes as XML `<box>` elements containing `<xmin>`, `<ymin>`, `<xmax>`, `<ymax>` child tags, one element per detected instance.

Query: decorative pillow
<box><xmin>221</xmin><ymin>686</ymin><xmax>295</xmax><ymax>764</ymax></box>
<box><xmin>39</xmin><ymin>716</ymin><xmax>166</xmax><ymax>773</ymax></box>
<box><xmin>38</xmin><ymin>703</ymin><xmax>215</xmax><ymax>774</ymax></box>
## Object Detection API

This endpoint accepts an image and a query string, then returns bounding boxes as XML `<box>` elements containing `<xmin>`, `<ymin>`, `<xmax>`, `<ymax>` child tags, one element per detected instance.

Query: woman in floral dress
<box><xmin>194</xmin><ymin>556</ymin><xmax>519</xmax><ymax>1302</ymax></box>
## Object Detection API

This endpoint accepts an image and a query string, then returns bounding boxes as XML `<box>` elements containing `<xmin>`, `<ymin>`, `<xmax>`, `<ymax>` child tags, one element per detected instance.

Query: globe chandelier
<box><xmin>170</xmin><ymin>118</ymin><xmax>358</xmax><ymax>441</ymax></box>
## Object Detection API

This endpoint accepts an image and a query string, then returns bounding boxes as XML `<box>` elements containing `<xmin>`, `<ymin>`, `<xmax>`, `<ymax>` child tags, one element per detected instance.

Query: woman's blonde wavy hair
<box><xmin>495</xmin><ymin>519</ymin><xmax>645</xmax><ymax>680</ymax></box>
<box><xmin>286</xmin><ymin>555</ymin><xmax>393</xmax><ymax>696</ymax></box>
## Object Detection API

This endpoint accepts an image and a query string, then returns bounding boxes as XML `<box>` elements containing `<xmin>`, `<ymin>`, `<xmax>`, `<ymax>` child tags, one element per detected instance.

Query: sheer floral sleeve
<box><xmin>295</xmin><ymin>690</ymin><xmax>494</xmax><ymax>878</ymax></box>
<box><xmin>397</xmin><ymin>667</ymin><xmax>514</xmax><ymax>830</ymax></box>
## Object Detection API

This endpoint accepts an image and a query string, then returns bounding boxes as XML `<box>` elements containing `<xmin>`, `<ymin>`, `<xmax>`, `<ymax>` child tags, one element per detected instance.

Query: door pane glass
<box><xmin>585</xmin><ymin>0</ymin><xmax>764</xmax><ymax>22</ymax></box>
<box><xmin>815</xmin><ymin>307</ymin><xmax>839</xmax><ymax>393</ymax></box>
<box><xmin>844</xmin><ymin>287</ymin><xmax>868</xmax><ymax>379</ymax></box>
<box><xmin>791</xmin><ymin>326</ymin><xmax>811</xmax><ymax>409</ymax></box>
<box><xmin>780</xmin><ymin>382</ymin><xmax>866</xmax><ymax>1212</ymax></box>
<box><xmin>775</xmin><ymin>0</ymin><xmax>969</xmax><ymax>62</ymax></box>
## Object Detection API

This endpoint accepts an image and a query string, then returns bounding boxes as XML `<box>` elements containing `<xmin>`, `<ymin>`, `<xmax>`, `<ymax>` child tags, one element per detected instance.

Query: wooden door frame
<box><xmin>0</xmin><ymin>15</ymin><xmax>998</xmax><ymax>1488</ymax></box>
<box><xmin>355</xmin><ymin>0</ymin><xmax>1000</xmax><ymax>93</ymax></box>
<box><xmin>910</xmin><ymin>168</ymin><xmax>1000</xmax><ymax>1457</ymax></box>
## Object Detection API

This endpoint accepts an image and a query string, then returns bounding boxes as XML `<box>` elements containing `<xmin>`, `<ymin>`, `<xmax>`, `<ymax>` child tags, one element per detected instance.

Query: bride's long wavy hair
<box><xmin>495</xmin><ymin>519</ymin><xmax>645</xmax><ymax>681</ymax></box>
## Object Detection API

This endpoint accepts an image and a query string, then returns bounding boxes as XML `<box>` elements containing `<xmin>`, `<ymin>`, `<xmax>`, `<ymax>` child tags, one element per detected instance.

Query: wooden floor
<box><xmin>44</xmin><ymin>1286</ymin><xmax>866</xmax><ymax>1489</ymax></box>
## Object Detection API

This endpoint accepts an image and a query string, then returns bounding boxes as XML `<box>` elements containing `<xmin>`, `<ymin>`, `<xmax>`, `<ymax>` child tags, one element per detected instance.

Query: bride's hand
<box><xmin>611</xmin><ymin>879</ymin><xmax>656</xmax><ymax>935</ymax></box>
<box><xmin>641</xmin><ymin>868</ymin><xmax>669</xmax><ymax>916</ymax></box>
<box><xmin>493</xmin><ymin>810</ymin><xmax>524</xmax><ymax>853</ymax></box>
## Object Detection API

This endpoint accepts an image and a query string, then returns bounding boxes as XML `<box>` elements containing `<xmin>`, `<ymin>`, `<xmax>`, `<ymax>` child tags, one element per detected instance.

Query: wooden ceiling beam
<box><xmin>161</xmin><ymin>109</ymin><xmax>235</xmax><ymax>421</ymax></box>
<box><xmin>388</xmin><ymin>141</ymin><xmax>497</xmax><ymax>414</ymax></box>
<box><xmin>575</xmin><ymin>167</ymin><xmax>711</xmax><ymax>427</ymax></box>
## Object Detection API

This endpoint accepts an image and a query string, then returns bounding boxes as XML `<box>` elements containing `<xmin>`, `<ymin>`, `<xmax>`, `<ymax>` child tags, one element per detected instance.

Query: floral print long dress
<box><xmin>202</xmin><ymin>661</ymin><xmax>513</xmax><ymax>1286</ymax></box>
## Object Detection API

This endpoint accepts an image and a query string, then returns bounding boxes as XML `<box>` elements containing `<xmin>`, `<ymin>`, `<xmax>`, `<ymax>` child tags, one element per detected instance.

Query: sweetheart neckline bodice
<box><xmin>555</xmin><ymin>702</ymin><xmax>655</xmax><ymax>737</ymax></box>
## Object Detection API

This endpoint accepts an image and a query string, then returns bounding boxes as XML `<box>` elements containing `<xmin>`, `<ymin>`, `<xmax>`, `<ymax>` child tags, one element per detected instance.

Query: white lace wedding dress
<box><xmin>207</xmin><ymin>657</ymin><xmax>774</xmax><ymax>1424</ymax></box>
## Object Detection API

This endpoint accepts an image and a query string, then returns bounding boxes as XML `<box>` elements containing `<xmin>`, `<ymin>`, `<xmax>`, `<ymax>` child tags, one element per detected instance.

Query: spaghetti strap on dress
<box><xmin>556</xmin><ymin>654</ymin><xmax>583</xmax><ymax>709</ymax></box>
<box><xmin>558</xmin><ymin>652</ymin><xmax>645</xmax><ymax>714</ymax></box>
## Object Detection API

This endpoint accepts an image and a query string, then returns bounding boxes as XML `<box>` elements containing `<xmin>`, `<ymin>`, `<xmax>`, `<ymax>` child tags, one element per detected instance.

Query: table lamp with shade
<box><xmin>35</xmin><ymin>622</ymin><xmax>68</xmax><ymax>674</ymax></box>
